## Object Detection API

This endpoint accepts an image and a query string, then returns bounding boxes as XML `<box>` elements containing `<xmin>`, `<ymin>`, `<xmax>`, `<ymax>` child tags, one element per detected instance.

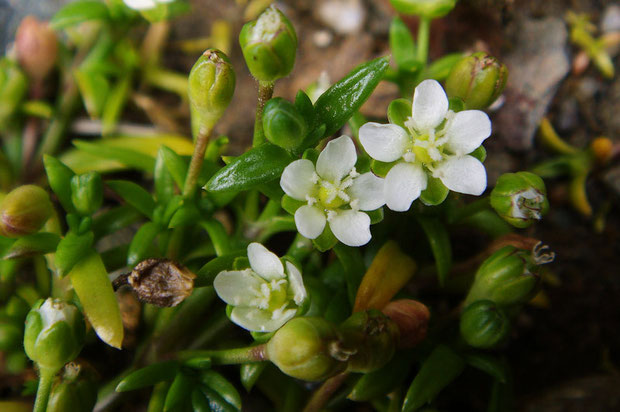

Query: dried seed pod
<box><xmin>128</xmin><ymin>259</ymin><xmax>196</xmax><ymax>307</ymax></box>
<box><xmin>381</xmin><ymin>299</ymin><xmax>430</xmax><ymax>348</ymax></box>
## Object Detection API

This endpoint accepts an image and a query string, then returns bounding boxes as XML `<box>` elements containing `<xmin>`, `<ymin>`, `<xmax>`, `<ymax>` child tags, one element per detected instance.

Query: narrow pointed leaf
<box><xmin>107</xmin><ymin>180</ymin><xmax>156</xmax><ymax>219</ymax></box>
<box><xmin>116</xmin><ymin>361</ymin><xmax>180</xmax><ymax>392</ymax></box>
<box><xmin>417</xmin><ymin>216</ymin><xmax>452</xmax><ymax>286</ymax></box>
<box><xmin>3</xmin><ymin>233</ymin><xmax>60</xmax><ymax>260</ymax></box>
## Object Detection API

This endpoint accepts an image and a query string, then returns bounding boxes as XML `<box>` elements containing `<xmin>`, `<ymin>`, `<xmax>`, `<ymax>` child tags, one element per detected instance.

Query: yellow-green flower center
<box><xmin>318</xmin><ymin>185</ymin><xmax>346</xmax><ymax>209</ymax></box>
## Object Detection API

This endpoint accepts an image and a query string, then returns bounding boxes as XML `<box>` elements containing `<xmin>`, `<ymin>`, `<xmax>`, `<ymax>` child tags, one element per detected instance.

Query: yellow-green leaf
<box><xmin>69</xmin><ymin>251</ymin><xmax>123</xmax><ymax>348</ymax></box>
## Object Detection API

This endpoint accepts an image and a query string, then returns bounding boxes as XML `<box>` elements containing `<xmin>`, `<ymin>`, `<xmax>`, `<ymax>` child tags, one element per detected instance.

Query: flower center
<box><xmin>254</xmin><ymin>279</ymin><xmax>288</xmax><ymax>310</ymax></box>
<box><xmin>405</xmin><ymin>116</ymin><xmax>451</xmax><ymax>166</ymax></box>
<box><xmin>310</xmin><ymin>169</ymin><xmax>358</xmax><ymax>211</ymax></box>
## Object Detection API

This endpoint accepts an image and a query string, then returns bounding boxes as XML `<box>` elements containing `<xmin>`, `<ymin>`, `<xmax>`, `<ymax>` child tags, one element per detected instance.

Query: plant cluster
<box><xmin>0</xmin><ymin>1</ymin><xmax>558</xmax><ymax>411</ymax></box>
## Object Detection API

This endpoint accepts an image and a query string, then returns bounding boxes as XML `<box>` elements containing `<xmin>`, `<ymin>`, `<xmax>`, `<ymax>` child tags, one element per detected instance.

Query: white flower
<box><xmin>359</xmin><ymin>79</ymin><xmax>492</xmax><ymax>211</ymax></box>
<box><xmin>214</xmin><ymin>243</ymin><xmax>307</xmax><ymax>332</ymax></box>
<box><xmin>123</xmin><ymin>0</ymin><xmax>174</xmax><ymax>11</ymax></box>
<box><xmin>280</xmin><ymin>136</ymin><xmax>385</xmax><ymax>247</ymax></box>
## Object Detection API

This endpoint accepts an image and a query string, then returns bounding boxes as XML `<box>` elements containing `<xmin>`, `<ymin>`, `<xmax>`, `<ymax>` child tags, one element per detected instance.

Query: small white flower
<box><xmin>214</xmin><ymin>243</ymin><xmax>307</xmax><ymax>332</ymax></box>
<box><xmin>280</xmin><ymin>136</ymin><xmax>385</xmax><ymax>247</ymax></box>
<box><xmin>359</xmin><ymin>79</ymin><xmax>492</xmax><ymax>211</ymax></box>
<box><xmin>123</xmin><ymin>0</ymin><xmax>174</xmax><ymax>11</ymax></box>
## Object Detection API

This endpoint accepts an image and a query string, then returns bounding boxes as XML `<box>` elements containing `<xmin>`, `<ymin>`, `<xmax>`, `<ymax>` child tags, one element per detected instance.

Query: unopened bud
<box><xmin>381</xmin><ymin>299</ymin><xmax>430</xmax><ymax>348</ymax></box>
<box><xmin>15</xmin><ymin>16</ymin><xmax>58</xmax><ymax>81</ymax></box>
<box><xmin>338</xmin><ymin>310</ymin><xmax>399</xmax><ymax>373</ymax></box>
<box><xmin>389</xmin><ymin>0</ymin><xmax>456</xmax><ymax>18</ymax></box>
<box><xmin>460</xmin><ymin>300</ymin><xmax>510</xmax><ymax>349</ymax></box>
<box><xmin>239</xmin><ymin>6</ymin><xmax>298</xmax><ymax>82</ymax></box>
<box><xmin>189</xmin><ymin>49</ymin><xmax>236</xmax><ymax>127</ymax></box>
<box><xmin>23</xmin><ymin>298</ymin><xmax>85</xmax><ymax>373</ymax></box>
<box><xmin>70</xmin><ymin>172</ymin><xmax>103</xmax><ymax>216</ymax></box>
<box><xmin>490</xmin><ymin>172</ymin><xmax>549</xmax><ymax>228</ymax></box>
<box><xmin>267</xmin><ymin>317</ymin><xmax>347</xmax><ymax>381</ymax></box>
<box><xmin>464</xmin><ymin>243</ymin><xmax>554</xmax><ymax>308</ymax></box>
<box><xmin>127</xmin><ymin>259</ymin><xmax>195</xmax><ymax>307</ymax></box>
<box><xmin>47</xmin><ymin>362</ymin><xmax>98</xmax><ymax>412</ymax></box>
<box><xmin>445</xmin><ymin>52</ymin><xmax>508</xmax><ymax>110</ymax></box>
<box><xmin>262</xmin><ymin>97</ymin><xmax>307</xmax><ymax>150</ymax></box>
<box><xmin>0</xmin><ymin>185</ymin><xmax>53</xmax><ymax>238</ymax></box>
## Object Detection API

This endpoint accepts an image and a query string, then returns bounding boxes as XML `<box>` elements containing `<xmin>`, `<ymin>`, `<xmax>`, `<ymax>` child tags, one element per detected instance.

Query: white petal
<box><xmin>410</xmin><ymin>79</ymin><xmax>449</xmax><ymax>132</ymax></box>
<box><xmin>316</xmin><ymin>136</ymin><xmax>357</xmax><ymax>182</ymax></box>
<box><xmin>230</xmin><ymin>307</ymin><xmax>296</xmax><ymax>332</ymax></box>
<box><xmin>384</xmin><ymin>162</ymin><xmax>428</xmax><ymax>212</ymax></box>
<box><xmin>294</xmin><ymin>205</ymin><xmax>327</xmax><ymax>239</ymax></box>
<box><xmin>123</xmin><ymin>0</ymin><xmax>156</xmax><ymax>10</ymax></box>
<box><xmin>280</xmin><ymin>159</ymin><xmax>317</xmax><ymax>201</ymax></box>
<box><xmin>444</xmin><ymin>110</ymin><xmax>492</xmax><ymax>155</ymax></box>
<box><xmin>214</xmin><ymin>270</ymin><xmax>263</xmax><ymax>306</ymax></box>
<box><xmin>359</xmin><ymin>123</ymin><xmax>409</xmax><ymax>162</ymax></box>
<box><xmin>329</xmin><ymin>210</ymin><xmax>371</xmax><ymax>247</ymax></box>
<box><xmin>285</xmin><ymin>261</ymin><xmax>307</xmax><ymax>304</ymax></box>
<box><xmin>247</xmin><ymin>243</ymin><xmax>285</xmax><ymax>281</ymax></box>
<box><xmin>434</xmin><ymin>155</ymin><xmax>487</xmax><ymax>195</ymax></box>
<box><xmin>348</xmin><ymin>173</ymin><xmax>385</xmax><ymax>211</ymax></box>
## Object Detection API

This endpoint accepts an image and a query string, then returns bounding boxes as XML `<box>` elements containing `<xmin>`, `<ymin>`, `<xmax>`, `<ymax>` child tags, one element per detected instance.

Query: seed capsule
<box><xmin>0</xmin><ymin>185</ymin><xmax>53</xmax><ymax>238</ymax></box>
<box><xmin>128</xmin><ymin>259</ymin><xmax>195</xmax><ymax>307</ymax></box>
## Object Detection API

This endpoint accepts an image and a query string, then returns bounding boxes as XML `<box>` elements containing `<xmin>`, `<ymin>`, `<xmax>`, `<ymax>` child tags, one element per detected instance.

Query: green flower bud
<box><xmin>15</xmin><ymin>16</ymin><xmax>58</xmax><ymax>81</ymax></box>
<box><xmin>70</xmin><ymin>172</ymin><xmax>103</xmax><ymax>216</ymax></box>
<box><xmin>490</xmin><ymin>172</ymin><xmax>549</xmax><ymax>228</ymax></box>
<box><xmin>188</xmin><ymin>49</ymin><xmax>236</xmax><ymax>127</ymax></box>
<box><xmin>460</xmin><ymin>300</ymin><xmax>510</xmax><ymax>349</ymax></box>
<box><xmin>445</xmin><ymin>52</ymin><xmax>508</xmax><ymax>110</ymax></box>
<box><xmin>262</xmin><ymin>97</ymin><xmax>307</xmax><ymax>150</ymax></box>
<box><xmin>464</xmin><ymin>244</ymin><xmax>555</xmax><ymax>308</ymax></box>
<box><xmin>239</xmin><ymin>6</ymin><xmax>297</xmax><ymax>82</ymax></box>
<box><xmin>47</xmin><ymin>362</ymin><xmax>97</xmax><ymax>412</ymax></box>
<box><xmin>338</xmin><ymin>310</ymin><xmax>400</xmax><ymax>373</ymax></box>
<box><xmin>267</xmin><ymin>317</ymin><xmax>347</xmax><ymax>381</ymax></box>
<box><xmin>0</xmin><ymin>58</ymin><xmax>28</xmax><ymax>131</ymax></box>
<box><xmin>23</xmin><ymin>298</ymin><xmax>85</xmax><ymax>373</ymax></box>
<box><xmin>0</xmin><ymin>185</ymin><xmax>53</xmax><ymax>238</ymax></box>
<box><xmin>389</xmin><ymin>0</ymin><xmax>456</xmax><ymax>18</ymax></box>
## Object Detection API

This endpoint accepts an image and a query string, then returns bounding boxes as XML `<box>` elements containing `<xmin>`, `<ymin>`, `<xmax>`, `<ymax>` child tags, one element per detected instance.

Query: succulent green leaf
<box><xmin>200</xmin><ymin>370</ymin><xmax>242</xmax><ymax>411</ymax></box>
<box><xmin>195</xmin><ymin>250</ymin><xmax>245</xmax><ymax>287</ymax></box>
<box><xmin>387</xmin><ymin>98</ymin><xmax>412</xmax><ymax>130</ymax></box>
<box><xmin>314</xmin><ymin>56</ymin><xmax>390</xmax><ymax>139</ymax></box>
<box><xmin>402</xmin><ymin>345</ymin><xmax>465</xmax><ymax>412</ymax></box>
<box><xmin>206</xmin><ymin>143</ymin><xmax>293</xmax><ymax>193</ymax></box>
<box><xmin>2</xmin><ymin>232</ymin><xmax>60</xmax><ymax>260</ymax></box>
<box><xmin>55</xmin><ymin>231</ymin><xmax>94</xmax><ymax>277</ymax></box>
<box><xmin>240</xmin><ymin>363</ymin><xmax>267</xmax><ymax>392</ymax></box>
<box><xmin>416</xmin><ymin>216</ymin><xmax>452</xmax><ymax>286</ymax></box>
<box><xmin>127</xmin><ymin>222</ymin><xmax>161</xmax><ymax>266</ymax></box>
<box><xmin>107</xmin><ymin>180</ymin><xmax>156</xmax><ymax>220</ymax></box>
<box><xmin>44</xmin><ymin>155</ymin><xmax>76</xmax><ymax>213</ymax></box>
<box><xmin>116</xmin><ymin>361</ymin><xmax>180</xmax><ymax>392</ymax></box>
<box><xmin>72</xmin><ymin>140</ymin><xmax>155</xmax><ymax>172</ymax></box>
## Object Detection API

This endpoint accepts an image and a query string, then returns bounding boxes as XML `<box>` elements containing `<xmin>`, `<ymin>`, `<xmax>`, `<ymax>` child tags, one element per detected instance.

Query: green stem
<box><xmin>416</xmin><ymin>17</ymin><xmax>431</xmax><ymax>65</ymax></box>
<box><xmin>447</xmin><ymin>197</ymin><xmax>491</xmax><ymax>224</ymax></box>
<box><xmin>33</xmin><ymin>368</ymin><xmax>56</xmax><ymax>412</ymax></box>
<box><xmin>183</xmin><ymin>123</ymin><xmax>215</xmax><ymax>198</ymax></box>
<box><xmin>178</xmin><ymin>344</ymin><xmax>268</xmax><ymax>365</ymax></box>
<box><xmin>253</xmin><ymin>80</ymin><xmax>274</xmax><ymax>147</ymax></box>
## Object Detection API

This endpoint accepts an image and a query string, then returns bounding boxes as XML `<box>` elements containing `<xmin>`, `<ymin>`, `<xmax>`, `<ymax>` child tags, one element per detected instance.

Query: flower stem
<box><xmin>538</xmin><ymin>117</ymin><xmax>579</xmax><ymax>155</ymax></box>
<box><xmin>33</xmin><ymin>367</ymin><xmax>56</xmax><ymax>412</ymax></box>
<box><xmin>447</xmin><ymin>197</ymin><xmax>491</xmax><ymax>224</ymax></box>
<box><xmin>416</xmin><ymin>17</ymin><xmax>431</xmax><ymax>65</ymax></box>
<box><xmin>178</xmin><ymin>344</ymin><xmax>268</xmax><ymax>365</ymax></box>
<box><xmin>253</xmin><ymin>80</ymin><xmax>275</xmax><ymax>147</ymax></box>
<box><xmin>302</xmin><ymin>372</ymin><xmax>349</xmax><ymax>412</ymax></box>
<box><xmin>183</xmin><ymin>122</ymin><xmax>215</xmax><ymax>198</ymax></box>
